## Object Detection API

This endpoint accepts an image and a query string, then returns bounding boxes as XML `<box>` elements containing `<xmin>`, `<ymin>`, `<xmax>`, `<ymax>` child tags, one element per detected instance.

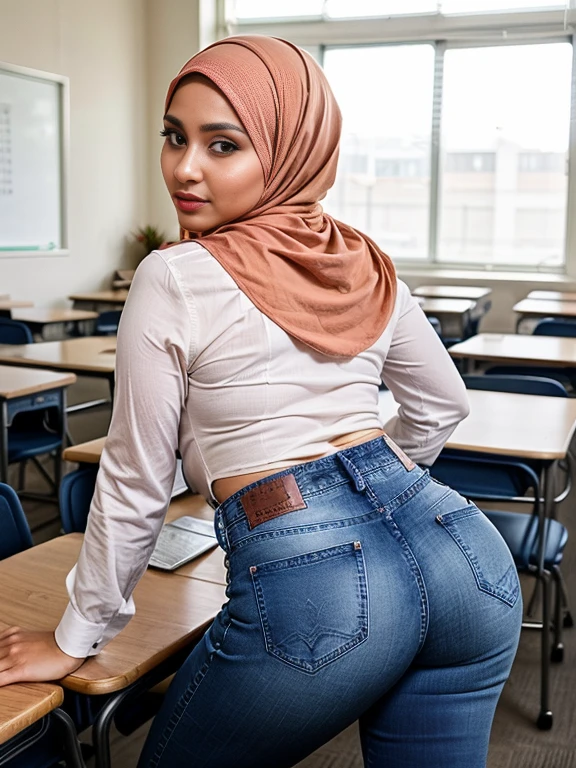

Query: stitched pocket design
<box><xmin>436</xmin><ymin>505</ymin><xmax>520</xmax><ymax>607</ymax></box>
<box><xmin>250</xmin><ymin>541</ymin><xmax>369</xmax><ymax>674</ymax></box>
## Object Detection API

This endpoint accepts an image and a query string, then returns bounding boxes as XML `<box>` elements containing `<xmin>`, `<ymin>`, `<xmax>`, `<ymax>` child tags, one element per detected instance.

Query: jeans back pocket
<box><xmin>436</xmin><ymin>506</ymin><xmax>520</xmax><ymax>608</ymax></box>
<box><xmin>250</xmin><ymin>541</ymin><xmax>369</xmax><ymax>674</ymax></box>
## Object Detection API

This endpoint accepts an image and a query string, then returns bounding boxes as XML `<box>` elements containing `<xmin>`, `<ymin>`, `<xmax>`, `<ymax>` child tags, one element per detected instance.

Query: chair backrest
<box><xmin>0</xmin><ymin>483</ymin><xmax>33</xmax><ymax>559</ymax></box>
<box><xmin>533</xmin><ymin>317</ymin><xmax>576</xmax><ymax>338</ymax></box>
<box><xmin>431</xmin><ymin>452</ymin><xmax>539</xmax><ymax>499</ymax></box>
<box><xmin>463</xmin><ymin>373</ymin><xmax>568</xmax><ymax>398</ymax></box>
<box><xmin>0</xmin><ymin>317</ymin><xmax>33</xmax><ymax>344</ymax></box>
<box><xmin>59</xmin><ymin>466</ymin><xmax>99</xmax><ymax>533</ymax></box>
<box><xmin>96</xmin><ymin>310</ymin><xmax>122</xmax><ymax>335</ymax></box>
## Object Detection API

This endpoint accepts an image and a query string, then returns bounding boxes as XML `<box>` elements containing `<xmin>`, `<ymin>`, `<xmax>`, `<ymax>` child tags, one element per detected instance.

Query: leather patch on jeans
<box><xmin>383</xmin><ymin>434</ymin><xmax>416</xmax><ymax>471</ymax></box>
<box><xmin>241</xmin><ymin>474</ymin><xmax>307</xmax><ymax>529</ymax></box>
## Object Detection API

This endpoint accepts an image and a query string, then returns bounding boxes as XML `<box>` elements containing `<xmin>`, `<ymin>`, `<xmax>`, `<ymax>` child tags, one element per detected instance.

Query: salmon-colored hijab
<box><xmin>165</xmin><ymin>35</ymin><xmax>396</xmax><ymax>358</ymax></box>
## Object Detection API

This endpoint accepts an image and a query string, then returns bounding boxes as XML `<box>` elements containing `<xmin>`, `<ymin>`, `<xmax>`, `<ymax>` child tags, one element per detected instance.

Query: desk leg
<box><xmin>52</xmin><ymin>708</ymin><xmax>87</xmax><ymax>768</ymax></box>
<box><xmin>535</xmin><ymin>465</ymin><xmax>554</xmax><ymax>729</ymax></box>
<box><xmin>90</xmin><ymin>641</ymin><xmax>202</xmax><ymax>768</ymax></box>
<box><xmin>0</xmin><ymin>401</ymin><xmax>8</xmax><ymax>483</ymax></box>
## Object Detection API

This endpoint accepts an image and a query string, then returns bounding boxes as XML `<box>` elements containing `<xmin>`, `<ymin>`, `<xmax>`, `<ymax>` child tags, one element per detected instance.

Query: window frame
<box><xmin>225</xmin><ymin>4</ymin><xmax>576</xmax><ymax>277</ymax></box>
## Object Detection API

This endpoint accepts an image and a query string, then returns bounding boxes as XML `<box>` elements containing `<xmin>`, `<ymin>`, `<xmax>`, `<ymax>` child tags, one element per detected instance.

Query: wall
<box><xmin>145</xmin><ymin>0</ymin><xmax>203</xmax><ymax>241</ymax></box>
<box><xmin>0</xmin><ymin>0</ymin><xmax>148</xmax><ymax>306</ymax></box>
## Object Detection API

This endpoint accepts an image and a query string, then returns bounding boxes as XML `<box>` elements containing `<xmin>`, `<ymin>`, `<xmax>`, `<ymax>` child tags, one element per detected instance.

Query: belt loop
<box><xmin>337</xmin><ymin>453</ymin><xmax>366</xmax><ymax>493</ymax></box>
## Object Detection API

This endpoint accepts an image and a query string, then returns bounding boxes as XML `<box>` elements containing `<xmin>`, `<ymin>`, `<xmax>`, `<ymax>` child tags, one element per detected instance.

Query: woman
<box><xmin>0</xmin><ymin>36</ymin><xmax>521</xmax><ymax>767</ymax></box>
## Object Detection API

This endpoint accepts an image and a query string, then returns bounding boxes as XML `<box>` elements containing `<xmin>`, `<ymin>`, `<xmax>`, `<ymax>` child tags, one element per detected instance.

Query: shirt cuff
<box><xmin>54</xmin><ymin>602</ymin><xmax>108</xmax><ymax>658</ymax></box>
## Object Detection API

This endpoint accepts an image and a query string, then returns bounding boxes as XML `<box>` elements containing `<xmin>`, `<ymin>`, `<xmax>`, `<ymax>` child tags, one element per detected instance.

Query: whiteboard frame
<box><xmin>0</xmin><ymin>60</ymin><xmax>70</xmax><ymax>258</ymax></box>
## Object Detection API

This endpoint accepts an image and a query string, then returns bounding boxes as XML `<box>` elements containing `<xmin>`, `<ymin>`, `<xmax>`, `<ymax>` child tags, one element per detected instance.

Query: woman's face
<box><xmin>161</xmin><ymin>76</ymin><xmax>265</xmax><ymax>234</ymax></box>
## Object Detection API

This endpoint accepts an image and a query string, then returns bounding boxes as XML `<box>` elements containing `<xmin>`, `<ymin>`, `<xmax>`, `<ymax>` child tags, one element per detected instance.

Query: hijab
<box><xmin>165</xmin><ymin>35</ymin><xmax>397</xmax><ymax>358</ymax></box>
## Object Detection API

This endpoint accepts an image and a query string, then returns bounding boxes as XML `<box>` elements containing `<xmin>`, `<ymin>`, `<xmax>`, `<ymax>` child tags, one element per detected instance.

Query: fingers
<box><xmin>0</xmin><ymin>626</ymin><xmax>21</xmax><ymax>641</ymax></box>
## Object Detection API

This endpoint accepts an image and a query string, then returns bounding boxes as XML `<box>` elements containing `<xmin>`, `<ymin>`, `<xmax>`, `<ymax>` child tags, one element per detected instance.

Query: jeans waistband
<box><xmin>215</xmin><ymin>435</ymin><xmax>413</xmax><ymax>536</ymax></box>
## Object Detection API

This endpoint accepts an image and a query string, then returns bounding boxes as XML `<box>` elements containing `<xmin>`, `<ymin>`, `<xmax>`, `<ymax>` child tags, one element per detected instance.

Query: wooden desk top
<box><xmin>413</xmin><ymin>285</ymin><xmax>491</xmax><ymax>300</ymax></box>
<box><xmin>380</xmin><ymin>388</ymin><xmax>576</xmax><ymax>460</ymax></box>
<box><xmin>11</xmin><ymin>308</ymin><xmax>98</xmax><ymax>324</ymax></box>
<box><xmin>0</xmin><ymin>300</ymin><xmax>34</xmax><ymax>311</ymax></box>
<box><xmin>419</xmin><ymin>298</ymin><xmax>476</xmax><ymax>315</ymax></box>
<box><xmin>448</xmin><ymin>333</ymin><xmax>576</xmax><ymax>367</ymax></box>
<box><xmin>62</xmin><ymin>436</ymin><xmax>106</xmax><ymax>464</ymax></box>
<box><xmin>68</xmin><ymin>290</ymin><xmax>129</xmax><ymax>305</ymax></box>
<box><xmin>513</xmin><ymin>298</ymin><xmax>576</xmax><ymax>318</ymax></box>
<box><xmin>0</xmin><ymin>683</ymin><xmax>63</xmax><ymax>746</ymax></box>
<box><xmin>527</xmin><ymin>290</ymin><xmax>576</xmax><ymax>302</ymax></box>
<box><xmin>0</xmin><ymin>338</ymin><xmax>116</xmax><ymax>375</ymax></box>
<box><xmin>0</xmin><ymin>534</ymin><xmax>225</xmax><ymax>695</ymax></box>
<box><xmin>0</xmin><ymin>366</ymin><xmax>77</xmax><ymax>399</ymax></box>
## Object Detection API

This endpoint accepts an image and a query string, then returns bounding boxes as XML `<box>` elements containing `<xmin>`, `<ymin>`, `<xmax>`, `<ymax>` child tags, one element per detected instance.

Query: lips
<box><xmin>174</xmin><ymin>193</ymin><xmax>208</xmax><ymax>212</ymax></box>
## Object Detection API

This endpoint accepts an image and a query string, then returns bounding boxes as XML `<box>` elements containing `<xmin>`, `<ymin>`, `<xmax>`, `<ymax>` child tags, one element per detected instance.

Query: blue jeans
<box><xmin>138</xmin><ymin>436</ymin><xmax>522</xmax><ymax>768</ymax></box>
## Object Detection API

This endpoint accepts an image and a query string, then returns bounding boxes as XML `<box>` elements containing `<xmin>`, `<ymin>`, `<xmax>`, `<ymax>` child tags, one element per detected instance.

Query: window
<box><xmin>227</xmin><ymin>2</ymin><xmax>576</xmax><ymax>272</ymax></box>
<box><xmin>323</xmin><ymin>45</ymin><xmax>434</xmax><ymax>260</ymax></box>
<box><xmin>438</xmin><ymin>44</ymin><xmax>571</xmax><ymax>267</ymax></box>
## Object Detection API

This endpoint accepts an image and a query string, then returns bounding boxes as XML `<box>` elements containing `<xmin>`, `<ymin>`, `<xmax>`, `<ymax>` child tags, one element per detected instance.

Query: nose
<box><xmin>174</xmin><ymin>145</ymin><xmax>203</xmax><ymax>184</ymax></box>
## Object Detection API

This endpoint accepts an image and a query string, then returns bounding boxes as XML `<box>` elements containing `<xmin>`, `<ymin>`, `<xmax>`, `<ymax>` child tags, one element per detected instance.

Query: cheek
<box><xmin>228</xmin><ymin>160</ymin><xmax>264</xmax><ymax>209</ymax></box>
<box><xmin>160</xmin><ymin>145</ymin><xmax>173</xmax><ymax>186</ymax></box>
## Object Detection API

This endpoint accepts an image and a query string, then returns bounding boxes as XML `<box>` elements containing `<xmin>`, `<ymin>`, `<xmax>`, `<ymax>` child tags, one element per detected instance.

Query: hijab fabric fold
<box><xmin>165</xmin><ymin>35</ymin><xmax>397</xmax><ymax>358</ymax></box>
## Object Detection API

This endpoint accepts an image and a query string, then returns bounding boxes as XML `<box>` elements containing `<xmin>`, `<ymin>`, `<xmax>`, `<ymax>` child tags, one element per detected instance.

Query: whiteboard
<box><xmin>0</xmin><ymin>62</ymin><xmax>68</xmax><ymax>255</ymax></box>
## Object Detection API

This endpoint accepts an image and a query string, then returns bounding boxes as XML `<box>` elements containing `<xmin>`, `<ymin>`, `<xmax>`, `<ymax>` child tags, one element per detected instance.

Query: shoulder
<box><xmin>148</xmin><ymin>241</ymin><xmax>239</xmax><ymax>296</ymax></box>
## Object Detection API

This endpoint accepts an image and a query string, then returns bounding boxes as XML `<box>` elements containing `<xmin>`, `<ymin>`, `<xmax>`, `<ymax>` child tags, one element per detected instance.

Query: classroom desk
<box><xmin>380</xmin><ymin>387</ymin><xmax>576</xmax><ymax>461</ymax></box>
<box><xmin>68</xmin><ymin>290</ymin><xmax>129</xmax><ymax>311</ymax></box>
<box><xmin>513</xmin><ymin>298</ymin><xmax>576</xmax><ymax>331</ymax></box>
<box><xmin>0</xmin><ymin>300</ymin><xmax>34</xmax><ymax>318</ymax></box>
<box><xmin>0</xmin><ymin>683</ymin><xmax>85</xmax><ymax>767</ymax></box>
<box><xmin>0</xmin><ymin>534</ymin><xmax>225</xmax><ymax>767</ymax></box>
<box><xmin>10</xmin><ymin>308</ymin><xmax>98</xmax><ymax>339</ymax></box>
<box><xmin>447</xmin><ymin>332</ymin><xmax>576</xmax><ymax>373</ymax></box>
<box><xmin>62</xmin><ymin>436</ymin><xmax>107</xmax><ymax>464</ymax></box>
<box><xmin>413</xmin><ymin>285</ymin><xmax>491</xmax><ymax>320</ymax></box>
<box><xmin>418</xmin><ymin>297</ymin><xmax>476</xmax><ymax>339</ymax></box>
<box><xmin>0</xmin><ymin>338</ymin><xmax>116</xmax><ymax>400</ymax></box>
<box><xmin>526</xmin><ymin>290</ymin><xmax>576</xmax><ymax>302</ymax></box>
<box><xmin>0</xmin><ymin>366</ymin><xmax>76</xmax><ymax>483</ymax></box>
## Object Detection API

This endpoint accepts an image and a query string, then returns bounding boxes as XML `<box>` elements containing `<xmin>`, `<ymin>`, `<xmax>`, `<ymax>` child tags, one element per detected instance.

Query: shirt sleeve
<box><xmin>381</xmin><ymin>281</ymin><xmax>470</xmax><ymax>466</ymax></box>
<box><xmin>54</xmin><ymin>252</ymin><xmax>193</xmax><ymax>658</ymax></box>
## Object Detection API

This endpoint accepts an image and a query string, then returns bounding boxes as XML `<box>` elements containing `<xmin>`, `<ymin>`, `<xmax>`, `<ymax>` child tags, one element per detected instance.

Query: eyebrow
<box><xmin>163</xmin><ymin>114</ymin><xmax>246</xmax><ymax>135</ymax></box>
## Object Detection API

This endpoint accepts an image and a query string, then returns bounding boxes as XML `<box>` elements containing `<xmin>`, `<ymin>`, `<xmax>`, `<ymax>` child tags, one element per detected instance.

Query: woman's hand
<box><xmin>0</xmin><ymin>627</ymin><xmax>85</xmax><ymax>685</ymax></box>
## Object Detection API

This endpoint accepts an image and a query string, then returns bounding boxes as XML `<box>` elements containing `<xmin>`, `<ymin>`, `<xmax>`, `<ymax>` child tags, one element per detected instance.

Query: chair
<box><xmin>95</xmin><ymin>311</ymin><xmax>122</xmax><ymax>335</ymax></box>
<box><xmin>8</xmin><ymin>403</ymin><xmax>67</xmax><ymax>501</ymax></box>
<box><xmin>463</xmin><ymin>373</ymin><xmax>569</xmax><ymax>398</ymax></box>
<box><xmin>461</xmin><ymin>373</ymin><xmax>572</xmax><ymax>609</ymax></box>
<box><xmin>430</xmin><ymin>454</ymin><xmax>568</xmax><ymax>730</ymax></box>
<box><xmin>427</xmin><ymin>316</ymin><xmax>442</xmax><ymax>336</ymax></box>
<box><xmin>533</xmin><ymin>318</ymin><xmax>576</xmax><ymax>337</ymax></box>
<box><xmin>59</xmin><ymin>466</ymin><xmax>99</xmax><ymax>533</ymax></box>
<box><xmin>0</xmin><ymin>483</ymin><xmax>33</xmax><ymax>559</ymax></box>
<box><xmin>0</xmin><ymin>318</ymin><xmax>33</xmax><ymax>345</ymax></box>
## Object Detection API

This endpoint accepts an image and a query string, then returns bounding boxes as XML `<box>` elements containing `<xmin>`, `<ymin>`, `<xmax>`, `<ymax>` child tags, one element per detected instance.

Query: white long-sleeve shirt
<box><xmin>54</xmin><ymin>241</ymin><xmax>469</xmax><ymax>658</ymax></box>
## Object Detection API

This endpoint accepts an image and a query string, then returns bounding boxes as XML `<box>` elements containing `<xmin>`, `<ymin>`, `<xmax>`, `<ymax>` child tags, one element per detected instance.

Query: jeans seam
<box><xmin>384</xmin><ymin>514</ymin><xmax>429</xmax><ymax>653</ymax></box>
<box><xmin>147</xmin><ymin>625</ymin><xmax>229</xmax><ymax>768</ymax></box>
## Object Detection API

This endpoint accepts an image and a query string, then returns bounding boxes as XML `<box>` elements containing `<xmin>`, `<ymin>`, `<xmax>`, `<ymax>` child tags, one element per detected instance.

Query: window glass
<box><xmin>441</xmin><ymin>1</ymin><xmax>563</xmax><ymax>13</ymax></box>
<box><xmin>438</xmin><ymin>43</ymin><xmax>571</xmax><ymax>267</ymax></box>
<box><xmin>323</xmin><ymin>45</ymin><xmax>435</xmax><ymax>260</ymax></box>
<box><xmin>231</xmin><ymin>0</ymin><xmax>323</xmax><ymax>19</ymax></box>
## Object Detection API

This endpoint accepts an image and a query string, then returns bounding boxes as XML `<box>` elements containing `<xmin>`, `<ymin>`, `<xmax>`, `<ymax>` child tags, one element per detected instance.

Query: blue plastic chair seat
<box><xmin>485</xmin><ymin>510</ymin><xmax>567</xmax><ymax>569</ymax></box>
<box><xmin>8</xmin><ymin>432</ymin><xmax>62</xmax><ymax>462</ymax></box>
<box><xmin>0</xmin><ymin>483</ymin><xmax>33</xmax><ymax>560</ymax></box>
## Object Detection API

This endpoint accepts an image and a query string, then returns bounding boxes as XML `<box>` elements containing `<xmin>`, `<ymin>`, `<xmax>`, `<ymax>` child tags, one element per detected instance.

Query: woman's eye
<box><xmin>160</xmin><ymin>129</ymin><xmax>186</xmax><ymax>147</ymax></box>
<box><xmin>210</xmin><ymin>140</ymin><xmax>238</xmax><ymax>155</ymax></box>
